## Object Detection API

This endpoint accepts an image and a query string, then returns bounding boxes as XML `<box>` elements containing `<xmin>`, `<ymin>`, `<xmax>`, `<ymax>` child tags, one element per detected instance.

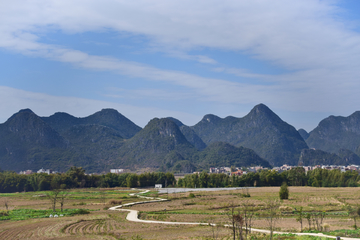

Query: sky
<box><xmin>1</xmin><ymin>0</ymin><xmax>360</xmax><ymax>131</ymax></box>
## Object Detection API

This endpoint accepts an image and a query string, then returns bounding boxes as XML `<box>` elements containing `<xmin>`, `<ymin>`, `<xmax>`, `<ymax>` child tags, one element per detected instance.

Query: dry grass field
<box><xmin>0</xmin><ymin>186</ymin><xmax>359</xmax><ymax>239</ymax></box>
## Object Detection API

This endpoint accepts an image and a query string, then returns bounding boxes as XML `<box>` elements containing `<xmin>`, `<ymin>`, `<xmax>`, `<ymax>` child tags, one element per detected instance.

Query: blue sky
<box><xmin>1</xmin><ymin>0</ymin><xmax>360</xmax><ymax>131</ymax></box>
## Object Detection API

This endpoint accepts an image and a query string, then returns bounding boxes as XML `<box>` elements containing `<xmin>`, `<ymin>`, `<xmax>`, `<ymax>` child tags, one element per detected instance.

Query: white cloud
<box><xmin>2</xmin><ymin>0</ymin><xmax>359</xmax><ymax>70</ymax></box>
<box><xmin>1</xmin><ymin>0</ymin><xmax>360</xmax><ymax>128</ymax></box>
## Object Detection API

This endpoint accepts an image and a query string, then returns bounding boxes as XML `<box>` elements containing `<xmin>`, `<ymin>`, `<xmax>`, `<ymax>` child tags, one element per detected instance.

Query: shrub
<box><xmin>108</xmin><ymin>199</ymin><xmax>122</xmax><ymax>205</ymax></box>
<box><xmin>0</xmin><ymin>210</ymin><xmax>9</xmax><ymax>216</ymax></box>
<box><xmin>323</xmin><ymin>223</ymin><xmax>330</xmax><ymax>232</ymax></box>
<box><xmin>73</xmin><ymin>209</ymin><xmax>90</xmax><ymax>215</ymax></box>
<box><xmin>188</xmin><ymin>193</ymin><xmax>195</xmax><ymax>198</ymax></box>
<box><xmin>240</xmin><ymin>193</ymin><xmax>251</xmax><ymax>198</ymax></box>
<box><xmin>279</xmin><ymin>206</ymin><xmax>293</xmax><ymax>212</ymax></box>
<box><xmin>279</xmin><ymin>182</ymin><xmax>289</xmax><ymax>200</ymax></box>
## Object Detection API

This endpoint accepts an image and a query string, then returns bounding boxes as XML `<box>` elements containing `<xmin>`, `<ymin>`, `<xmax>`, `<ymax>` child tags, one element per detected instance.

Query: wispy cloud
<box><xmin>105</xmin><ymin>88</ymin><xmax>196</xmax><ymax>101</ymax></box>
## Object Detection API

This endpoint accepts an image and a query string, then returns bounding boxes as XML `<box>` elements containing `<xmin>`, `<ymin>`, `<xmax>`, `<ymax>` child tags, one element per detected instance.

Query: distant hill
<box><xmin>62</xmin><ymin>124</ymin><xmax>125</xmax><ymax>172</ymax></box>
<box><xmin>306</xmin><ymin>112</ymin><xmax>360</xmax><ymax>153</ymax></box>
<box><xmin>0</xmin><ymin>109</ymin><xmax>72</xmax><ymax>171</ymax></box>
<box><xmin>337</xmin><ymin>149</ymin><xmax>360</xmax><ymax>165</ymax></box>
<box><xmin>298</xmin><ymin>129</ymin><xmax>309</xmax><ymax>140</ymax></box>
<box><xmin>191</xmin><ymin>104</ymin><xmax>309</xmax><ymax>166</ymax></box>
<box><xmin>0</xmin><ymin>109</ymin><xmax>136</xmax><ymax>172</ymax></box>
<box><xmin>298</xmin><ymin>149</ymin><xmax>343</xmax><ymax>166</ymax></box>
<box><xmin>195</xmin><ymin>142</ymin><xmax>272</xmax><ymax>170</ymax></box>
<box><xmin>116</xmin><ymin>118</ymin><xmax>197</xmax><ymax>171</ymax></box>
<box><xmin>166</xmin><ymin>117</ymin><xmax>206</xmax><ymax>150</ymax></box>
<box><xmin>42</xmin><ymin>109</ymin><xmax>141</xmax><ymax>138</ymax></box>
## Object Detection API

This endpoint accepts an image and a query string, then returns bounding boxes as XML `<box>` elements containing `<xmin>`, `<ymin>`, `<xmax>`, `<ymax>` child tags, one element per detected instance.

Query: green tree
<box><xmin>279</xmin><ymin>182</ymin><xmax>289</xmax><ymax>200</ymax></box>
<box><xmin>296</xmin><ymin>207</ymin><xmax>304</xmax><ymax>232</ymax></box>
<box><xmin>46</xmin><ymin>188</ymin><xmax>62</xmax><ymax>212</ymax></box>
<box><xmin>199</xmin><ymin>171</ymin><xmax>209</xmax><ymax>188</ymax></box>
<box><xmin>126</xmin><ymin>174</ymin><xmax>138</xmax><ymax>188</ymax></box>
<box><xmin>287</xmin><ymin>167</ymin><xmax>307</xmax><ymax>186</ymax></box>
<box><xmin>66</xmin><ymin>166</ymin><xmax>86</xmax><ymax>188</ymax></box>
<box><xmin>347</xmin><ymin>205</ymin><xmax>360</xmax><ymax>229</ymax></box>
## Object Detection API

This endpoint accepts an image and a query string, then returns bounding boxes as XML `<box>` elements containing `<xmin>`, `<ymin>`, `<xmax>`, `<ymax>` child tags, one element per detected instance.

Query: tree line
<box><xmin>0</xmin><ymin>167</ymin><xmax>176</xmax><ymax>193</ymax></box>
<box><xmin>0</xmin><ymin>167</ymin><xmax>359</xmax><ymax>193</ymax></box>
<box><xmin>178</xmin><ymin>167</ymin><xmax>360</xmax><ymax>188</ymax></box>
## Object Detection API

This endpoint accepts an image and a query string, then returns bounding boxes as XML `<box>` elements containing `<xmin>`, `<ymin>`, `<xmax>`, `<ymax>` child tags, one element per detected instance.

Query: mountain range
<box><xmin>1</xmin><ymin>104</ymin><xmax>360</xmax><ymax>173</ymax></box>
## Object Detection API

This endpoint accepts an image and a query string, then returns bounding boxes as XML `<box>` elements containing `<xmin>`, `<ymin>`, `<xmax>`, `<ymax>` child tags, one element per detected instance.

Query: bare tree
<box><xmin>234</xmin><ymin>212</ymin><xmax>244</xmax><ymax>240</ymax></box>
<box><xmin>208</xmin><ymin>217</ymin><xmax>221</xmax><ymax>240</ymax></box>
<box><xmin>240</xmin><ymin>199</ymin><xmax>256</xmax><ymax>238</ymax></box>
<box><xmin>305</xmin><ymin>213</ymin><xmax>312</xmax><ymax>230</ymax></box>
<box><xmin>58</xmin><ymin>190</ymin><xmax>69</xmax><ymax>212</ymax></box>
<box><xmin>2</xmin><ymin>197</ymin><xmax>9</xmax><ymax>211</ymax></box>
<box><xmin>312</xmin><ymin>211</ymin><xmax>325</xmax><ymax>231</ymax></box>
<box><xmin>226</xmin><ymin>203</ymin><xmax>244</xmax><ymax>240</ymax></box>
<box><xmin>264</xmin><ymin>199</ymin><xmax>280</xmax><ymax>240</ymax></box>
<box><xmin>227</xmin><ymin>204</ymin><xmax>237</xmax><ymax>240</ymax></box>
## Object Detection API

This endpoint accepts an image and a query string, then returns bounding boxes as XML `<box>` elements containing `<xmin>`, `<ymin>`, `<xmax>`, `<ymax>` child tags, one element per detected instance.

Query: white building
<box><xmin>110</xmin><ymin>169</ymin><xmax>124</xmax><ymax>174</ymax></box>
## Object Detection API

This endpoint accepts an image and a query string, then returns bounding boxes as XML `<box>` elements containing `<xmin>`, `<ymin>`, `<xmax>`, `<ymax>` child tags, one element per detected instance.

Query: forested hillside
<box><xmin>191</xmin><ymin>104</ymin><xmax>308</xmax><ymax>166</ymax></box>
<box><xmin>1</xmin><ymin>104</ymin><xmax>360</xmax><ymax>173</ymax></box>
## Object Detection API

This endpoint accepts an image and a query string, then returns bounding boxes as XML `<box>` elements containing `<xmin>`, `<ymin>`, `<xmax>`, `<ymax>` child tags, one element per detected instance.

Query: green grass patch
<box><xmin>140</xmin><ymin>191</ymin><xmax>158</xmax><ymax>196</ymax></box>
<box><xmin>322</xmin><ymin>229</ymin><xmax>360</xmax><ymax>238</ymax></box>
<box><xmin>273</xmin><ymin>233</ymin><xmax>333</xmax><ymax>239</ymax></box>
<box><xmin>0</xmin><ymin>208</ymin><xmax>91</xmax><ymax>221</ymax></box>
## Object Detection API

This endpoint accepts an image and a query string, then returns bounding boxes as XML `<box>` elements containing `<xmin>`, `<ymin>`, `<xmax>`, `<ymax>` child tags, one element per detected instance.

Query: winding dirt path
<box><xmin>109</xmin><ymin>189</ymin><xmax>359</xmax><ymax>240</ymax></box>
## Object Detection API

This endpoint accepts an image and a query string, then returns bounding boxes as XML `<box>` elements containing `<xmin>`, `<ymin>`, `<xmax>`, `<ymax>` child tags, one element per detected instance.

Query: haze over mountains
<box><xmin>1</xmin><ymin>104</ymin><xmax>360</xmax><ymax>173</ymax></box>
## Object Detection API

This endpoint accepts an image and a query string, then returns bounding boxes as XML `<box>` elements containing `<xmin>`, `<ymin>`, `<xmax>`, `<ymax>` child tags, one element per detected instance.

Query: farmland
<box><xmin>0</xmin><ymin>187</ymin><xmax>360</xmax><ymax>239</ymax></box>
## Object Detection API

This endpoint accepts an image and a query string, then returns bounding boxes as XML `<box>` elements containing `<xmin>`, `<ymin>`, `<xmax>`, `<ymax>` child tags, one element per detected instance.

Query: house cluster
<box><xmin>209</xmin><ymin>166</ymin><xmax>269</xmax><ymax>176</ymax></box>
<box><xmin>209</xmin><ymin>164</ymin><xmax>360</xmax><ymax>176</ymax></box>
<box><xmin>19</xmin><ymin>168</ymin><xmax>57</xmax><ymax>175</ymax></box>
<box><xmin>273</xmin><ymin>164</ymin><xmax>360</xmax><ymax>173</ymax></box>
<box><xmin>209</xmin><ymin>167</ymin><xmax>231</xmax><ymax>174</ymax></box>
<box><xmin>110</xmin><ymin>169</ymin><xmax>124</xmax><ymax>174</ymax></box>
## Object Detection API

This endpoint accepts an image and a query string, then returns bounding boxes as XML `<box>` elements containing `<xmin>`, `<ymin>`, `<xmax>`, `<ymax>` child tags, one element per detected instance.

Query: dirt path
<box><xmin>109</xmin><ymin>188</ymin><xmax>360</xmax><ymax>240</ymax></box>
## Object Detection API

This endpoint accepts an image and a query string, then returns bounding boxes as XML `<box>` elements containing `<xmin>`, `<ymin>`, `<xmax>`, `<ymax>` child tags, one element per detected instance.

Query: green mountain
<box><xmin>42</xmin><ymin>109</ymin><xmax>141</xmax><ymax>138</ymax></box>
<box><xmin>337</xmin><ymin>149</ymin><xmax>360</xmax><ymax>165</ymax></box>
<box><xmin>0</xmin><ymin>109</ymin><xmax>136</xmax><ymax>172</ymax></box>
<box><xmin>298</xmin><ymin>129</ymin><xmax>309</xmax><ymax>140</ymax></box>
<box><xmin>116</xmin><ymin>118</ymin><xmax>197</xmax><ymax>170</ymax></box>
<box><xmin>191</xmin><ymin>104</ymin><xmax>309</xmax><ymax>166</ymax></box>
<box><xmin>115</xmin><ymin>117</ymin><xmax>272</xmax><ymax>172</ymax></box>
<box><xmin>0</xmin><ymin>109</ymin><xmax>272</xmax><ymax>173</ymax></box>
<box><xmin>11</xmin><ymin>105</ymin><xmax>360</xmax><ymax>172</ymax></box>
<box><xmin>306</xmin><ymin>111</ymin><xmax>360</xmax><ymax>153</ymax></box>
<box><xmin>62</xmin><ymin>124</ymin><xmax>125</xmax><ymax>172</ymax></box>
<box><xmin>298</xmin><ymin>149</ymin><xmax>343</xmax><ymax>166</ymax></box>
<box><xmin>0</xmin><ymin>109</ymin><xmax>73</xmax><ymax>171</ymax></box>
<box><xmin>166</xmin><ymin>117</ymin><xmax>207</xmax><ymax>150</ymax></box>
<box><xmin>195</xmin><ymin>142</ymin><xmax>272</xmax><ymax>170</ymax></box>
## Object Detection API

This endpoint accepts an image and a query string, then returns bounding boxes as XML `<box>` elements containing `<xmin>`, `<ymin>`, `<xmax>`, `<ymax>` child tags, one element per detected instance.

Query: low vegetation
<box><xmin>0</xmin><ymin>184</ymin><xmax>360</xmax><ymax>239</ymax></box>
<box><xmin>0</xmin><ymin>208</ymin><xmax>89</xmax><ymax>221</ymax></box>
